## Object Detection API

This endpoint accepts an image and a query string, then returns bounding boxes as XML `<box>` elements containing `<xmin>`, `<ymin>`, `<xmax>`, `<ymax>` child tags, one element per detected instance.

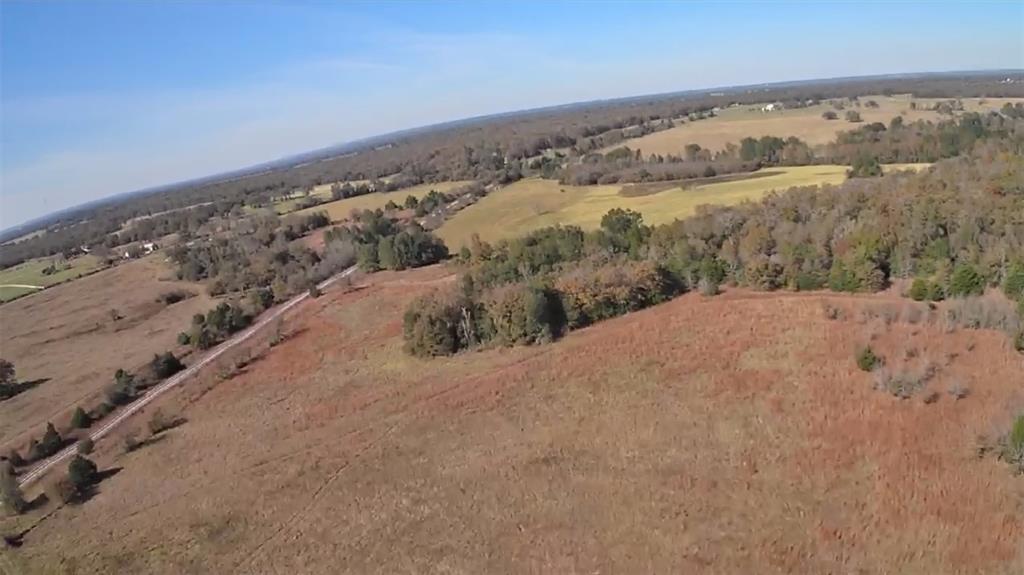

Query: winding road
<box><xmin>16</xmin><ymin>266</ymin><xmax>358</xmax><ymax>488</ymax></box>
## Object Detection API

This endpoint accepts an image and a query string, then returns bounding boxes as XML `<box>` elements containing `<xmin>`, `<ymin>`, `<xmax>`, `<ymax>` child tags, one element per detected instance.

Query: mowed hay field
<box><xmin>0</xmin><ymin>255</ymin><xmax>105</xmax><ymax>303</ymax></box>
<box><xmin>6</xmin><ymin>265</ymin><xmax>1022</xmax><ymax>574</ymax></box>
<box><xmin>438</xmin><ymin>165</ymin><xmax>926</xmax><ymax>248</ymax></box>
<box><xmin>615</xmin><ymin>96</ymin><xmax>1024</xmax><ymax>156</ymax></box>
<box><xmin>291</xmin><ymin>180</ymin><xmax>473</xmax><ymax>221</ymax></box>
<box><xmin>0</xmin><ymin>255</ymin><xmax>212</xmax><ymax>446</ymax></box>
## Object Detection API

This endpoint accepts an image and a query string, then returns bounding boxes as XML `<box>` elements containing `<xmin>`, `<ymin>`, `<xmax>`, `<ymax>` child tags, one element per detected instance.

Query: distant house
<box><xmin>122</xmin><ymin>242</ymin><xmax>158</xmax><ymax>260</ymax></box>
<box><xmin>761</xmin><ymin>102</ymin><xmax>783</xmax><ymax>112</ymax></box>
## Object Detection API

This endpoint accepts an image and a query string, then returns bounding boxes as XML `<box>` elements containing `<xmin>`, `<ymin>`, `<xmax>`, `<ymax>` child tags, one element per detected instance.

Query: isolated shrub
<box><xmin>158</xmin><ymin>290</ymin><xmax>194</xmax><ymax>305</ymax></box>
<box><xmin>67</xmin><ymin>455</ymin><xmax>98</xmax><ymax>497</ymax></box>
<box><xmin>0</xmin><ymin>461</ymin><xmax>28</xmax><ymax>515</ymax></box>
<box><xmin>871</xmin><ymin>367</ymin><xmax>930</xmax><ymax>399</ymax></box>
<box><xmin>35</xmin><ymin>422</ymin><xmax>63</xmax><ymax>459</ymax></box>
<box><xmin>147</xmin><ymin>409</ymin><xmax>179</xmax><ymax>435</ymax></box>
<box><xmin>177</xmin><ymin>332</ymin><xmax>191</xmax><ymax>345</ymax></box>
<box><xmin>150</xmin><ymin>352</ymin><xmax>184</xmax><ymax>379</ymax></box>
<box><xmin>946</xmin><ymin>377</ymin><xmax>970</xmax><ymax>400</ymax></box>
<box><xmin>845</xmin><ymin>110</ymin><xmax>862</xmax><ymax>123</ymax></box>
<box><xmin>948</xmin><ymin>264</ymin><xmax>985</xmax><ymax>297</ymax></box>
<box><xmin>77</xmin><ymin>438</ymin><xmax>94</xmax><ymax>455</ymax></box>
<box><xmin>70</xmin><ymin>407</ymin><xmax>92</xmax><ymax>429</ymax></box>
<box><xmin>856</xmin><ymin>346</ymin><xmax>882</xmax><ymax>372</ymax></box>
<box><xmin>308</xmin><ymin>284</ymin><xmax>322</xmax><ymax>298</ymax></box>
<box><xmin>123</xmin><ymin>431</ymin><xmax>142</xmax><ymax>453</ymax></box>
<box><xmin>822</xmin><ymin>110</ymin><xmax>838</xmax><ymax>120</ymax></box>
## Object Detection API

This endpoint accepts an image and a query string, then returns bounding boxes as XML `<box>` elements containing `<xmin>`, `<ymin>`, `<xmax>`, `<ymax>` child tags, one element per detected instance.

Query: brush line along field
<box><xmin>290</xmin><ymin>181</ymin><xmax>473</xmax><ymax>220</ymax></box>
<box><xmin>437</xmin><ymin>165</ymin><xmax>926</xmax><ymax>248</ymax></box>
<box><xmin>608</xmin><ymin>96</ymin><xmax>1024</xmax><ymax>156</ymax></box>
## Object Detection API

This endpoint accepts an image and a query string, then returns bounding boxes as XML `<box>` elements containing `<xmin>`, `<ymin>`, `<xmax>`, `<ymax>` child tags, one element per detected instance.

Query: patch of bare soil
<box><xmin>5</xmin><ymin>267</ymin><xmax>1022</xmax><ymax>574</ymax></box>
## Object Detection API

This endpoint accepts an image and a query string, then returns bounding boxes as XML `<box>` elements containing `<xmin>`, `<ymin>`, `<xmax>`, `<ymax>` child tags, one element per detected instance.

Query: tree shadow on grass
<box><xmin>71</xmin><ymin>467</ymin><xmax>124</xmax><ymax>505</ymax></box>
<box><xmin>0</xmin><ymin>378</ymin><xmax>51</xmax><ymax>402</ymax></box>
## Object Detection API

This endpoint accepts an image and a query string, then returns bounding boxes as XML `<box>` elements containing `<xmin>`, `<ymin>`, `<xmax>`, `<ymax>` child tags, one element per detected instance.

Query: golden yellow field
<box><xmin>293</xmin><ymin>181</ymin><xmax>472</xmax><ymax>221</ymax></box>
<box><xmin>437</xmin><ymin>165</ymin><xmax>926</xmax><ymax>248</ymax></box>
<box><xmin>613</xmin><ymin>96</ymin><xmax>1022</xmax><ymax>157</ymax></box>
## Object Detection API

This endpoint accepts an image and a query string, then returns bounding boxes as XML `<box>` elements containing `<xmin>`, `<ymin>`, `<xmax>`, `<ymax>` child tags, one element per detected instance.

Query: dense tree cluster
<box><xmin>406</xmin><ymin>140</ymin><xmax>1024</xmax><ymax>356</ymax></box>
<box><xmin>186</xmin><ymin>302</ymin><xmax>253</xmax><ymax>350</ymax></box>
<box><xmin>824</xmin><ymin>112</ymin><xmax>1022</xmax><ymax>164</ymax></box>
<box><xmin>404</xmin><ymin>212</ymin><xmax>682</xmax><ymax>357</ymax></box>
<box><xmin>167</xmin><ymin>210</ymin><xmax>335</xmax><ymax>297</ymax></box>
<box><xmin>324</xmin><ymin>209</ymin><xmax>448</xmax><ymax>272</ymax></box>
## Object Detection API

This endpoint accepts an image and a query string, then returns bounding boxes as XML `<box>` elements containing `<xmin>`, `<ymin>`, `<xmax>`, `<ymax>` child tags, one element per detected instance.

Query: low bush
<box><xmin>555</xmin><ymin>261</ymin><xmax>679</xmax><ymax>329</ymax></box>
<box><xmin>123</xmin><ymin>431</ymin><xmax>142</xmax><ymax>453</ymax></box>
<box><xmin>948</xmin><ymin>264</ymin><xmax>985</xmax><ymax>297</ymax></box>
<box><xmin>77</xmin><ymin>438</ymin><xmax>94</xmax><ymax>455</ymax></box>
<box><xmin>157</xmin><ymin>290</ymin><xmax>195</xmax><ymax>305</ymax></box>
<box><xmin>856</xmin><ymin>346</ymin><xmax>882</xmax><ymax>372</ymax></box>
<box><xmin>150</xmin><ymin>352</ymin><xmax>185</xmax><ymax>379</ymax></box>
<box><xmin>70</xmin><ymin>406</ymin><xmax>92</xmax><ymax>429</ymax></box>
<box><xmin>1000</xmin><ymin>415</ymin><xmax>1024</xmax><ymax>474</ymax></box>
<box><xmin>944</xmin><ymin>296</ymin><xmax>1021</xmax><ymax>335</ymax></box>
<box><xmin>0</xmin><ymin>461</ymin><xmax>27</xmax><ymax>515</ymax></box>
<box><xmin>147</xmin><ymin>409</ymin><xmax>181</xmax><ymax>435</ymax></box>
<box><xmin>483</xmin><ymin>284</ymin><xmax>560</xmax><ymax>346</ymax></box>
<box><xmin>30</xmin><ymin>423</ymin><xmax>63</xmax><ymax>460</ymax></box>
<box><xmin>60</xmin><ymin>455</ymin><xmax>100</xmax><ymax>502</ymax></box>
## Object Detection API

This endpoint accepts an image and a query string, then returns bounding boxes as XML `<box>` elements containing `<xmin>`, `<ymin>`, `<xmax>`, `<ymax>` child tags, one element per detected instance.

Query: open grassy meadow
<box><xmin>5</xmin><ymin>265</ymin><xmax>1021</xmax><ymax>574</ymax></box>
<box><xmin>292</xmin><ymin>180</ymin><xmax>473</xmax><ymax>221</ymax></box>
<box><xmin>0</xmin><ymin>255</ymin><xmax>105</xmax><ymax>303</ymax></box>
<box><xmin>437</xmin><ymin>165</ymin><xmax>926</xmax><ymax>248</ymax></box>
<box><xmin>612</xmin><ymin>96</ymin><xmax>1023</xmax><ymax>157</ymax></box>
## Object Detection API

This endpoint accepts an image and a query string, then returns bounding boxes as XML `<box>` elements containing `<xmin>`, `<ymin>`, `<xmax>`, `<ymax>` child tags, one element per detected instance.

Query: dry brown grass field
<box><xmin>613</xmin><ymin>96</ymin><xmax>1024</xmax><ymax>157</ymax></box>
<box><xmin>0</xmin><ymin>256</ymin><xmax>211</xmax><ymax>448</ymax></box>
<box><xmin>4</xmin><ymin>265</ymin><xmax>1022</xmax><ymax>574</ymax></box>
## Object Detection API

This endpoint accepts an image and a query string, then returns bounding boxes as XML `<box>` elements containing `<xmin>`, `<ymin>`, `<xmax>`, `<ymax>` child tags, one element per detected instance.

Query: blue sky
<box><xmin>2</xmin><ymin>1</ymin><xmax>1021</xmax><ymax>228</ymax></box>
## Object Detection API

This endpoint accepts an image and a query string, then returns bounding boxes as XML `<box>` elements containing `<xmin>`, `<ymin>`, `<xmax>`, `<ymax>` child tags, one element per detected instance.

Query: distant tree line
<box><xmin>4</xmin><ymin>75</ymin><xmax>1018</xmax><ymax>269</ymax></box>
